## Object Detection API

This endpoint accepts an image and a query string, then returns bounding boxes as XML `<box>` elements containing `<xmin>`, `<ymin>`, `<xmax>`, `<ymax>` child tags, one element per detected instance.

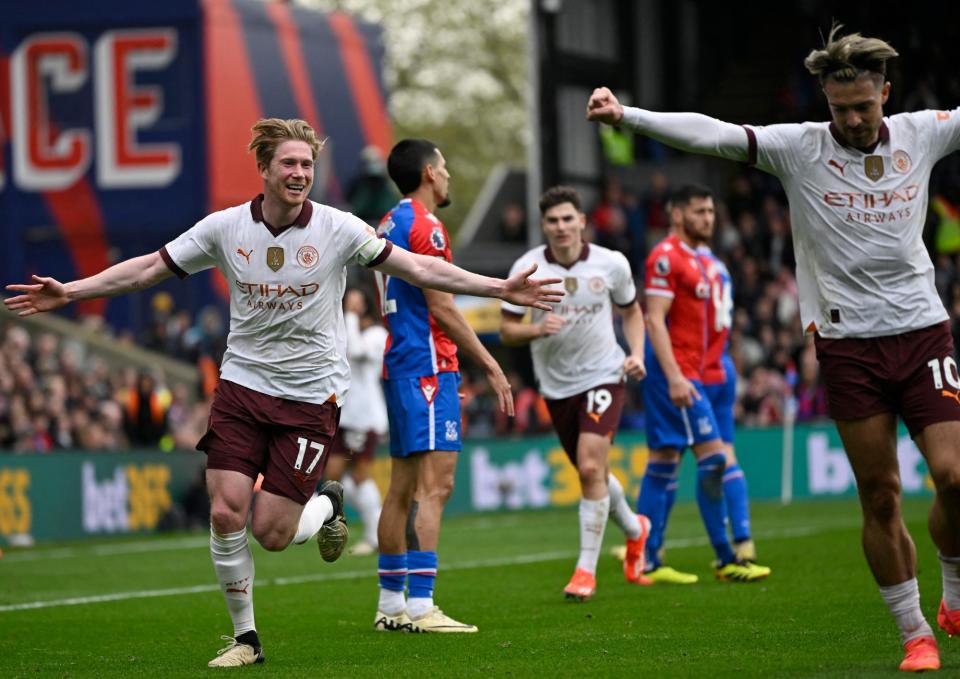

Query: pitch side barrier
<box><xmin>0</xmin><ymin>424</ymin><xmax>933</xmax><ymax>544</ymax></box>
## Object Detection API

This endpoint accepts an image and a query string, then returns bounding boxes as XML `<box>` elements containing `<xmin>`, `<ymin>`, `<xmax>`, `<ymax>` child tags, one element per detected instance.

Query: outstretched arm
<box><xmin>373</xmin><ymin>245</ymin><xmax>563</xmax><ymax>310</ymax></box>
<box><xmin>4</xmin><ymin>251</ymin><xmax>174</xmax><ymax>317</ymax></box>
<box><xmin>426</xmin><ymin>289</ymin><xmax>514</xmax><ymax>416</ymax></box>
<box><xmin>586</xmin><ymin>86</ymin><xmax>750</xmax><ymax>162</ymax></box>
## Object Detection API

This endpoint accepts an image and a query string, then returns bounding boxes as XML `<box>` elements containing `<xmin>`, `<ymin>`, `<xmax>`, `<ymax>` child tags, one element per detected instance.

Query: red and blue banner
<box><xmin>0</xmin><ymin>0</ymin><xmax>391</xmax><ymax>328</ymax></box>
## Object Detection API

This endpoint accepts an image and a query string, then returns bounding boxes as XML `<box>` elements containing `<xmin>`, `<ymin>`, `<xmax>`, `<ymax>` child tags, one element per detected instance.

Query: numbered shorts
<box><xmin>814</xmin><ymin>321</ymin><xmax>960</xmax><ymax>437</ymax></box>
<box><xmin>643</xmin><ymin>357</ymin><xmax>720</xmax><ymax>451</ymax></box>
<box><xmin>197</xmin><ymin>379</ymin><xmax>339</xmax><ymax>505</ymax></box>
<box><xmin>544</xmin><ymin>381</ymin><xmax>626</xmax><ymax>465</ymax></box>
<box><xmin>331</xmin><ymin>427</ymin><xmax>379</xmax><ymax>462</ymax></box>
<box><xmin>703</xmin><ymin>353</ymin><xmax>736</xmax><ymax>445</ymax></box>
<box><xmin>383</xmin><ymin>372</ymin><xmax>462</xmax><ymax>458</ymax></box>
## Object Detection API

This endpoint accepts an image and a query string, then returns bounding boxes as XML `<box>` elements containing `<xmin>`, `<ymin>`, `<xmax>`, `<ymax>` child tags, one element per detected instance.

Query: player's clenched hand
<box><xmin>501</xmin><ymin>263</ymin><xmax>564</xmax><ymax>311</ymax></box>
<box><xmin>586</xmin><ymin>87</ymin><xmax>624</xmax><ymax>125</ymax></box>
<box><xmin>4</xmin><ymin>276</ymin><xmax>70</xmax><ymax>317</ymax></box>
<box><xmin>667</xmin><ymin>374</ymin><xmax>699</xmax><ymax>408</ymax></box>
<box><xmin>486</xmin><ymin>366</ymin><xmax>515</xmax><ymax>417</ymax></box>
<box><xmin>539</xmin><ymin>314</ymin><xmax>566</xmax><ymax>337</ymax></box>
<box><xmin>623</xmin><ymin>355</ymin><xmax>646</xmax><ymax>380</ymax></box>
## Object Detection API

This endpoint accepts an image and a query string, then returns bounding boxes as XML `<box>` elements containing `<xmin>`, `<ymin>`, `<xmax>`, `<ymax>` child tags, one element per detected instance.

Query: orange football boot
<box><xmin>937</xmin><ymin>599</ymin><xmax>960</xmax><ymax>637</ymax></box>
<box><xmin>899</xmin><ymin>636</ymin><xmax>940</xmax><ymax>672</ymax></box>
<box><xmin>624</xmin><ymin>514</ymin><xmax>653</xmax><ymax>586</ymax></box>
<box><xmin>563</xmin><ymin>568</ymin><xmax>596</xmax><ymax>601</ymax></box>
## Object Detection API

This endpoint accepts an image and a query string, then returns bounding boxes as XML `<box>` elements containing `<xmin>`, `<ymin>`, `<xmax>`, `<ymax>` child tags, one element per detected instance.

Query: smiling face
<box><xmin>824</xmin><ymin>74</ymin><xmax>890</xmax><ymax>149</ymax></box>
<box><xmin>260</xmin><ymin>140</ymin><xmax>314</xmax><ymax>208</ymax></box>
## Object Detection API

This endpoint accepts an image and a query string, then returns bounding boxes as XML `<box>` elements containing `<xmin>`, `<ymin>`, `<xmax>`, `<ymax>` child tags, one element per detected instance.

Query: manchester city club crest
<box><xmin>864</xmin><ymin>155</ymin><xmax>884</xmax><ymax>182</ymax></box>
<box><xmin>564</xmin><ymin>277</ymin><xmax>578</xmax><ymax>294</ymax></box>
<box><xmin>267</xmin><ymin>246</ymin><xmax>284</xmax><ymax>271</ymax></box>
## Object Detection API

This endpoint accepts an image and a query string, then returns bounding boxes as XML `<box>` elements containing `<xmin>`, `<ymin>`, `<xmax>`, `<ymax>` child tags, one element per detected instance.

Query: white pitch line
<box><xmin>0</xmin><ymin>522</ymin><xmax>855</xmax><ymax>614</ymax></box>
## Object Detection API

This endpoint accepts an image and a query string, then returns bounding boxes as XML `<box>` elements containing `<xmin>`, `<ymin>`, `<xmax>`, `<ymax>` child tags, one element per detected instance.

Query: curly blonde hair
<box><xmin>803</xmin><ymin>23</ymin><xmax>898</xmax><ymax>84</ymax></box>
<box><xmin>248</xmin><ymin>118</ymin><xmax>324</xmax><ymax>168</ymax></box>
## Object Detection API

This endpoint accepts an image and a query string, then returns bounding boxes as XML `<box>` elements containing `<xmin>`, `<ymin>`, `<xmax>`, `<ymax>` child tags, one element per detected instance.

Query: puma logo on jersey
<box><xmin>237</xmin><ymin>248</ymin><xmax>253</xmax><ymax>263</ymax></box>
<box><xmin>828</xmin><ymin>159</ymin><xmax>848</xmax><ymax>176</ymax></box>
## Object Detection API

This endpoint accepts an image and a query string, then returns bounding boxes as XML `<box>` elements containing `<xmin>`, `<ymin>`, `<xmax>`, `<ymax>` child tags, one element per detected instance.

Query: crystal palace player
<box><xmin>500</xmin><ymin>186</ymin><xmax>651</xmax><ymax>601</ymax></box>
<box><xmin>639</xmin><ymin>184</ymin><xmax>770</xmax><ymax>584</ymax></box>
<box><xmin>588</xmin><ymin>25</ymin><xmax>960</xmax><ymax>672</ymax></box>
<box><xmin>373</xmin><ymin>139</ymin><xmax>519</xmax><ymax>633</ymax></box>
<box><xmin>4</xmin><ymin>119</ymin><xmax>562</xmax><ymax>666</ymax></box>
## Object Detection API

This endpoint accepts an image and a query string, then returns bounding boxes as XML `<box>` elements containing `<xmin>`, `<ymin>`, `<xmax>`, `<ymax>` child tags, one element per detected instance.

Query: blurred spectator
<box><xmin>498</xmin><ymin>202</ymin><xmax>527</xmax><ymax>243</ymax></box>
<box><xmin>120</xmin><ymin>370</ymin><xmax>172</xmax><ymax>447</ymax></box>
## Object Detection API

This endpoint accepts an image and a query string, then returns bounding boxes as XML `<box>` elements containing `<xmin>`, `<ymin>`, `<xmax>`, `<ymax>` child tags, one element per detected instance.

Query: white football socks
<box><xmin>210</xmin><ymin>528</ymin><xmax>256</xmax><ymax>636</ymax></box>
<box><xmin>607</xmin><ymin>473</ymin><xmax>641</xmax><ymax>540</ymax></box>
<box><xmin>378</xmin><ymin>588</ymin><xmax>406</xmax><ymax>616</ymax></box>
<box><xmin>292</xmin><ymin>493</ymin><xmax>334</xmax><ymax>545</ymax></box>
<box><xmin>940</xmin><ymin>552</ymin><xmax>960</xmax><ymax>610</ymax></box>
<box><xmin>356</xmin><ymin>479</ymin><xmax>383</xmax><ymax>547</ymax></box>
<box><xmin>575</xmin><ymin>495</ymin><xmax>610</xmax><ymax>575</ymax></box>
<box><xmin>879</xmin><ymin>578</ymin><xmax>934</xmax><ymax>644</ymax></box>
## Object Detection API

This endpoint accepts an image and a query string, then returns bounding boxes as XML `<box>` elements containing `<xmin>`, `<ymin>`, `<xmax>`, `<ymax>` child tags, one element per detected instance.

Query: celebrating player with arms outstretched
<box><xmin>500</xmin><ymin>186</ymin><xmax>651</xmax><ymax>601</ymax></box>
<box><xmin>588</xmin><ymin>25</ymin><xmax>960</xmax><ymax>672</ymax></box>
<box><xmin>4</xmin><ymin>119</ymin><xmax>562</xmax><ymax>666</ymax></box>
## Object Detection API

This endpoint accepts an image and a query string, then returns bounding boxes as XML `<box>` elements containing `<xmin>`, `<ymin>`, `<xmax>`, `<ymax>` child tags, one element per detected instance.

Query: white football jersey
<box><xmin>161</xmin><ymin>196</ymin><xmax>388</xmax><ymax>405</ymax></box>
<box><xmin>338</xmin><ymin>311</ymin><xmax>389</xmax><ymax>434</ymax></box>
<box><xmin>502</xmin><ymin>243</ymin><xmax>636</xmax><ymax>399</ymax></box>
<box><xmin>747</xmin><ymin>109</ymin><xmax>960</xmax><ymax>337</ymax></box>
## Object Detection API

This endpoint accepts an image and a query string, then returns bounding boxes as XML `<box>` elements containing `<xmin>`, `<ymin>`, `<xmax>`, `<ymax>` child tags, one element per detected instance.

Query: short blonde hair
<box><xmin>804</xmin><ymin>24</ymin><xmax>898</xmax><ymax>84</ymax></box>
<box><xmin>248</xmin><ymin>118</ymin><xmax>324</xmax><ymax>168</ymax></box>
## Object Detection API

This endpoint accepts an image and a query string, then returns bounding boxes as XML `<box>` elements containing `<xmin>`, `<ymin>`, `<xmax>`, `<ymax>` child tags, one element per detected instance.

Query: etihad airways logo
<box><xmin>823</xmin><ymin>184</ymin><xmax>920</xmax><ymax>208</ymax></box>
<box><xmin>235</xmin><ymin>280</ymin><xmax>320</xmax><ymax>311</ymax></box>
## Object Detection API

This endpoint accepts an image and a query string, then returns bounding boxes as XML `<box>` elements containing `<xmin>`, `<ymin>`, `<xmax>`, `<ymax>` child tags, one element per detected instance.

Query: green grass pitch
<box><xmin>2</xmin><ymin>498</ymin><xmax>953</xmax><ymax>677</ymax></box>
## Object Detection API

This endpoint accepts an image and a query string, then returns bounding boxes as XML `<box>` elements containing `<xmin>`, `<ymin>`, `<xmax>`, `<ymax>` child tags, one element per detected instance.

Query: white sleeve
<box><xmin>621</xmin><ymin>107</ymin><xmax>750</xmax><ymax>162</ymax></box>
<box><xmin>338</xmin><ymin>212</ymin><xmax>387</xmax><ymax>266</ymax></box>
<box><xmin>162</xmin><ymin>213</ymin><xmax>221</xmax><ymax>277</ymax></box>
<box><xmin>913</xmin><ymin>108</ymin><xmax>960</xmax><ymax>160</ymax></box>
<box><xmin>744</xmin><ymin>122</ymin><xmax>817</xmax><ymax>177</ymax></box>
<box><xmin>501</xmin><ymin>255</ymin><xmax>533</xmax><ymax>316</ymax></box>
<box><xmin>609</xmin><ymin>252</ymin><xmax>637</xmax><ymax>306</ymax></box>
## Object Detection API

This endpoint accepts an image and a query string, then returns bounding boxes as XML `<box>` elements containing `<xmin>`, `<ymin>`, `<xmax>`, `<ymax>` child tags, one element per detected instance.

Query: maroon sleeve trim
<box><xmin>743</xmin><ymin>126</ymin><xmax>757</xmax><ymax>166</ymax></box>
<box><xmin>615</xmin><ymin>293</ymin><xmax>639</xmax><ymax>309</ymax></box>
<box><xmin>500</xmin><ymin>308</ymin><xmax>526</xmax><ymax>319</ymax></box>
<box><xmin>159</xmin><ymin>246</ymin><xmax>188</xmax><ymax>279</ymax></box>
<box><xmin>365</xmin><ymin>239</ymin><xmax>393</xmax><ymax>268</ymax></box>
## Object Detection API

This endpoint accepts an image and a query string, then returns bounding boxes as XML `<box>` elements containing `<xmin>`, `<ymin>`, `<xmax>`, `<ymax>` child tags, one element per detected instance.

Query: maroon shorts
<box><xmin>814</xmin><ymin>321</ymin><xmax>960</xmax><ymax>437</ymax></box>
<box><xmin>545</xmin><ymin>381</ymin><xmax>626</xmax><ymax>465</ymax></box>
<box><xmin>331</xmin><ymin>427</ymin><xmax>379</xmax><ymax>462</ymax></box>
<box><xmin>197</xmin><ymin>379</ymin><xmax>340</xmax><ymax>504</ymax></box>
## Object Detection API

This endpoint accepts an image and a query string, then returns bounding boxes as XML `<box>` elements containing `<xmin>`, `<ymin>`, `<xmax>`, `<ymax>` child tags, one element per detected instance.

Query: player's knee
<box><xmin>210</xmin><ymin>503</ymin><xmax>246</xmax><ymax>534</ymax></box>
<box><xmin>252</xmin><ymin>524</ymin><xmax>292</xmax><ymax>552</ymax></box>
<box><xmin>860</xmin><ymin>482</ymin><xmax>901</xmax><ymax>524</ymax></box>
<box><xmin>577</xmin><ymin>457</ymin><xmax>604</xmax><ymax>484</ymax></box>
<box><xmin>424</xmin><ymin>476</ymin><xmax>455</xmax><ymax>504</ymax></box>
<box><xmin>930</xmin><ymin>464</ymin><xmax>960</xmax><ymax>497</ymax></box>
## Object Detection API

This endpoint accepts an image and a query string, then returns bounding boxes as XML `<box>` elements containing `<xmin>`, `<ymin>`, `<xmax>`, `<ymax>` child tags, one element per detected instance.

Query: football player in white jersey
<box><xmin>501</xmin><ymin>186</ymin><xmax>651</xmax><ymax>601</ymax></box>
<box><xmin>586</xmin><ymin>25</ymin><xmax>960</xmax><ymax>672</ymax></box>
<box><xmin>4</xmin><ymin>118</ymin><xmax>562</xmax><ymax>667</ymax></box>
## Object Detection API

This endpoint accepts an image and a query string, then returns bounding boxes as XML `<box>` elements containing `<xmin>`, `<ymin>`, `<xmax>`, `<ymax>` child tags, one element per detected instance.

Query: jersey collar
<box><xmin>829</xmin><ymin>120</ymin><xmax>890</xmax><ymax>154</ymax></box>
<box><xmin>544</xmin><ymin>242</ymin><xmax>589</xmax><ymax>269</ymax></box>
<box><xmin>250</xmin><ymin>194</ymin><xmax>313</xmax><ymax>237</ymax></box>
